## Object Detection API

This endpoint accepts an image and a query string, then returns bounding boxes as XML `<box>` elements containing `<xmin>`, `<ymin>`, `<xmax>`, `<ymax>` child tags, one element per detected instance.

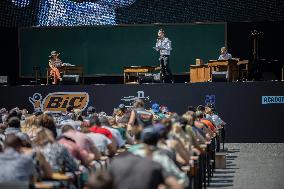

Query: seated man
<box><xmin>218</xmin><ymin>47</ymin><xmax>232</xmax><ymax>60</ymax></box>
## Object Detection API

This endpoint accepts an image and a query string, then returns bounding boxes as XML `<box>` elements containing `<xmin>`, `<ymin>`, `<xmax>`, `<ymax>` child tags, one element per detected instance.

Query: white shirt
<box><xmin>155</xmin><ymin>37</ymin><xmax>172</xmax><ymax>56</ymax></box>
<box><xmin>87</xmin><ymin>133</ymin><xmax>112</xmax><ymax>153</ymax></box>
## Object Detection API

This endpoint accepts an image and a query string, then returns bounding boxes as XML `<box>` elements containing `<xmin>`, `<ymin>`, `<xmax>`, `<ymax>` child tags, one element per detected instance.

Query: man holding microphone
<box><xmin>153</xmin><ymin>29</ymin><xmax>173</xmax><ymax>83</ymax></box>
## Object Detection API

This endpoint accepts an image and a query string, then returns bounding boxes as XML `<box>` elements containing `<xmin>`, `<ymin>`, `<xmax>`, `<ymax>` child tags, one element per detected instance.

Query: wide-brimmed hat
<box><xmin>49</xmin><ymin>51</ymin><xmax>60</xmax><ymax>58</ymax></box>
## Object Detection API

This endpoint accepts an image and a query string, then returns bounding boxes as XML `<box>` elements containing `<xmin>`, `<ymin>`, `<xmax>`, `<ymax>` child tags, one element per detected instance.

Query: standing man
<box><xmin>154</xmin><ymin>29</ymin><xmax>173</xmax><ymax>83</ymax></box>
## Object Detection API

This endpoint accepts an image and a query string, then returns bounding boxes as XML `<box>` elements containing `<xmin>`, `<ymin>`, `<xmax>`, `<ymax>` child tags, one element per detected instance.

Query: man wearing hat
<box><xmin>49</xmin><ymin>50</ymin><xmax>63</xmax><ymax>84</ymax></box>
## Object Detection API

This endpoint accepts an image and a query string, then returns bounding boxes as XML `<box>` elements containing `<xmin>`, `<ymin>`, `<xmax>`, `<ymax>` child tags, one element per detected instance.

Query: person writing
<box><xmin>48</xmin><ymin>51</ymin><xmax>62</xmax><ymax>84</ymax></box>
<box><xmin>153</xmin><ymin>29</ymin><xmax>173</xmax><ymax>83</ymax></box>
<box><xmin>218</xmin><ymin>47</ymin><xmax>232</xmax><ymax>60</ymax></box>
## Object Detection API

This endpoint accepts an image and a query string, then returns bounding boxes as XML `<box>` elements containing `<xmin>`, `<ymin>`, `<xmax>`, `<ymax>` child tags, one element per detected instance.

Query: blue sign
<box><xmin>262</xmin><ymin>96</ymin><xmax>284</xmax><ymax>104</ymax></box>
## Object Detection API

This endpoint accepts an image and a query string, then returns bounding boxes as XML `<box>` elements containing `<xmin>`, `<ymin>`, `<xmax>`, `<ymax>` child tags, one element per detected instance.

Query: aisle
<box><xmin>208</xmin><ymin>143</ymin><xmax>284</xmax><ymax>189</ymax></box>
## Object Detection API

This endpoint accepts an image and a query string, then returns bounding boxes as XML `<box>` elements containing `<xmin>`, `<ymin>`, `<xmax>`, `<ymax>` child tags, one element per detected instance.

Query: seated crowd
<box><xmin>0</xmin><ymin>99</ymin><xmax>225</xmax><ymax>189</ymax></box>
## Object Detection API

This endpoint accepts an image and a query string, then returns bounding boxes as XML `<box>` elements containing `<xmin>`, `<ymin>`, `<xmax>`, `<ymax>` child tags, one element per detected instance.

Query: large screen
<box><xmin>1</xmin><ymin>0</ymin><xmax>284</xmax><ymax>27</ymax></box>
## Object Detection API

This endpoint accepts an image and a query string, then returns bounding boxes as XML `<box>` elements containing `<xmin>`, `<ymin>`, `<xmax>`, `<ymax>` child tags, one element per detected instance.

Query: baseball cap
<box><xmin>151</xmin><ymin>103</ymin><xmax>160</xmax><ymax>113</ymax></box>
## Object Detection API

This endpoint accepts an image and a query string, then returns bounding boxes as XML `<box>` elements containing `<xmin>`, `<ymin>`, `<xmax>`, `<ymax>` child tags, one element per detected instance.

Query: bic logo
<box><xmin>29</xmin><ymin>92</ymin><xmax>89</xmax><ymax>112</ymax></box>
<box><xmin>205</xmin><ymin>95</ymin><xmax>216</xmax><ymax>105</ymax></box>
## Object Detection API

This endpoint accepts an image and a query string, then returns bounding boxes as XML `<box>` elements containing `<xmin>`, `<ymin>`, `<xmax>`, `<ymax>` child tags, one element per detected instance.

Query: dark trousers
<box><xmin>159</xmin><ymin>55</ymin><xmax>173</xmax><ymax>83</ymax></box>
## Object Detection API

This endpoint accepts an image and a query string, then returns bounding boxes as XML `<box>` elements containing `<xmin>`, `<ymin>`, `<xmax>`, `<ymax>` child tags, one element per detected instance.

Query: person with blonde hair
<box><xmin>21</xmin><ymin>115</ymin><xmax>39</xmax><ymax>141</ymax></box>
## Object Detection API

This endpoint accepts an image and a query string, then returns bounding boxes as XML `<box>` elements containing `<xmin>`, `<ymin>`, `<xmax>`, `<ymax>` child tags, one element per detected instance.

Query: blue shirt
<box><xmin>218</xmin><ymin>53</ymin><xmax>232</xmax><ymax>60</ymax></box>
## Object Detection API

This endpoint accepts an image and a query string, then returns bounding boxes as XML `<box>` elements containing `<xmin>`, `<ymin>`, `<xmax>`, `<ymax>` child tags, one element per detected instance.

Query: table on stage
<box><xmin>190</xmin><ymin>59</ymin><xmax>249</xmax><ymax>82</ymax></box>
<box><xmin>123</xmin><ymin>66</ymin><xmax>160</xmax><ymax>84</ymax></box>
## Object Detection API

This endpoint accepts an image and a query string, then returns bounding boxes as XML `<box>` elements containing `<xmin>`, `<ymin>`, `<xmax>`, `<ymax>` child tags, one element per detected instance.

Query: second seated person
<box><xmin>218</xmin><ymin>46</ymin><xmax>232</xmax><ymax>60</ymax></box>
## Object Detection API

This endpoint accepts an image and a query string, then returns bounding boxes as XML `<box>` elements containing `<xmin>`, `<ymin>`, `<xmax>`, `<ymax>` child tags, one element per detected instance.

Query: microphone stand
<box><xmin>248</xmin><ymin>29</ymin><xmax>263</xmax><ymax>81</ymax></box>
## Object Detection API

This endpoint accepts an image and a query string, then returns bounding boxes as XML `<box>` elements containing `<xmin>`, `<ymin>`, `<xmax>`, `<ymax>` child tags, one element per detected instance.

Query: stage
<box><xmin>1</xmin><ymin>82</ymin><xmax>283</xmax><ymax>143</ymax></box>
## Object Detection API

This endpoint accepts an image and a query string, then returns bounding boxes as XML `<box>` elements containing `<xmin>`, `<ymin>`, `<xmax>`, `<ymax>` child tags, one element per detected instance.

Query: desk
<box><xmin>208</xmin><ymin>59</ymin><xmax>247</xmax><ymax>81</ymax></box>
<box><xmin>190</xmin><ymin>65</ymin><xmax>210</xmax><ymax>83</ymax></box>
<box><xmin>123</xmin><ymin>66</ymin><xmax>159</xmax><ymax>84</ymax></box>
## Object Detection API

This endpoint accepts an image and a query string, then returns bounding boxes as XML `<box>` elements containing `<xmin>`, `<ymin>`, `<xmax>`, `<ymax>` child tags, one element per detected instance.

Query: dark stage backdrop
<box><xmin>0</xmin><ymin>82</ymin><xmax>284</xmax><ymax>142</ymax></box>
<box><xmin>19</xmin><ymin>23</ymin><xmax>225</xmax><ymax>76</ymax></box>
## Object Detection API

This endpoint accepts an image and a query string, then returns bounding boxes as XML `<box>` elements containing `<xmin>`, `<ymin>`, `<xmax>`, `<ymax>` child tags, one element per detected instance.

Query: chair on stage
<box><xmin>30</xmin><ymin>66</ymin><xmax>42</xmax><ymax>85</ymax></box>
<box><xmin>46</xmin><ymin>65</ymin><xmax>84</xmax><ymax>85</ymax></box>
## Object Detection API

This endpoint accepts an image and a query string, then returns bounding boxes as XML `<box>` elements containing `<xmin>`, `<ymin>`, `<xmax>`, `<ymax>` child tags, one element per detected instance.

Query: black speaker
<box><xmin>212</xmin><ymin>71</ymin><xmax>228</xmax><ymax>82</ymax></box>
<box><xmin>138</xmin><ymin>74</ymin><xmax>154</xmax><ymax>84</ymax></box>
<box><xmin>61</xmin><ymin>75</ymin><xmax>80</xmax><ymax>85</ymax></box>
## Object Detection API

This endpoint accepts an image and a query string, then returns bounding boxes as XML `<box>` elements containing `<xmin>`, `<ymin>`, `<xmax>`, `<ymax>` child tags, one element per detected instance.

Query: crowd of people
<box><xmin>0</xmin><ymin>99</ymin><xmax>226</xmax><ymax>189</ymax></box>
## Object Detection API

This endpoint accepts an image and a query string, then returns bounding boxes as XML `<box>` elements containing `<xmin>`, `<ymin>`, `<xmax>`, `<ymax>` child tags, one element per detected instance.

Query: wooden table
<box><xmin>208</xmin><ymin>59</ymin><xmax>248</xmax><ymax>82</ymax></box>
<box><xmin>123</xmin><ymin>66</ymin><xmax>159</xmax><ymax>84</ymax></box>
<box><xmin>190</xmin><ymin>64</ymin><xmax>210</xmax><ymax>83</ymax></box>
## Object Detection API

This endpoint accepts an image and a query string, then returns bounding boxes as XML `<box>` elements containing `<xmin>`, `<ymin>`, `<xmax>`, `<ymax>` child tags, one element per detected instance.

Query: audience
<box><xmin>0</xmin><ymin>100</ymin><xmax>225</xmax><ymax>189</ymax></box>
